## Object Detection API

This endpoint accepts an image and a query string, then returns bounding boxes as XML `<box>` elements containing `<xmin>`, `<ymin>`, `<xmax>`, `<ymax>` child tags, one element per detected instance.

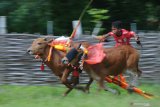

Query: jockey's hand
<box><xmin>136</xmin><ymin>40</ymin><xmax>143</xmax><ymax>48</ymax></box>
<box><xmin>135</xmin><ymin>36</ymin><xmax>142</xmax><ymax>47</ymax></box>
<box><xmin>136</xmin><ymin>40</ymin><xmax>141</xmax><ymax>45</ymax></box>
<box><xmin>61</xmin><ymin>57</ymin><xmax>69</xmax><ymax>65</ymax></box>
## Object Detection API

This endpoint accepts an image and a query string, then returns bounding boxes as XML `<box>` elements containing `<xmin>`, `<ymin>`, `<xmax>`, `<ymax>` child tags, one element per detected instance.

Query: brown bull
<box><xmin>67</xmin><ymin>44</ymin><xmax>142</xmax><ymax>94</ymax></box>
<box><xmin>27</xmin><ymin>37</ymin><xmax>92</xmax><ymax>96</ymax></box>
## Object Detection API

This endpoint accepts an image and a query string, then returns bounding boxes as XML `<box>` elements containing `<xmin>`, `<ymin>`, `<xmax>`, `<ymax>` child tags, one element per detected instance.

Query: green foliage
<box><xmin>87</xmin><ymin>8</ymin><xmax>110</xmax><ymax>23</ymax></box>
<box><xmin>87</xmin><ymin>8</ymin><xmax>110</xmax><ymax>34</ymax></box>
<box><xmin>0</xmin><ymin>0</ymin><xmax>160</xmax><ymax>35</ymax></box>
<box><xmin>7</xmin><ymin>1</ymin><xmax>52</xmax><ymax>34</ymax></box>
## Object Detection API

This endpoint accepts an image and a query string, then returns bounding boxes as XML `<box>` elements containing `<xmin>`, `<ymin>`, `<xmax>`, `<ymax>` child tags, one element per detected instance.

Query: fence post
<box><xmin>72</xmin><ymin>20</ymin><xmax>83</xmax><ymax>38</ymax></box>
<box><xmin>47</xmin><ymin>21</ymin><xmax>53</xmax><ymax>35</ymax></box>
<box><xmin>0</xmin><ymin>16</ymin><xmax>7</xmax><ymax>34</ymax></box>
<box><xmin>130</xmin><ymin>23</ymin><xmax>137</xmax><ymax>33</ymax></box>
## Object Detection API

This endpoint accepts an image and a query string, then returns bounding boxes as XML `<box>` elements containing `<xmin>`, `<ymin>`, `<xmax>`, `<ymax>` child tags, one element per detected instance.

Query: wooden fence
<box><xmin>0</xmin><ymin>32</ymin><xmax>159</xmax><ymax>85</ymax></box>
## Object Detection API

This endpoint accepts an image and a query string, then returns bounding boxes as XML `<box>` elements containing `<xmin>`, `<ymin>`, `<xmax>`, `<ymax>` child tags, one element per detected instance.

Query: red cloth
<box><xmin>85</xmin><ymin>43</ymin><xmax>106</xmax><ymax>64</ymax></box>
<box><xmin>108</xmin><ymin>29</ymin><xmax>135</xmax><ymax>47</ymax></box>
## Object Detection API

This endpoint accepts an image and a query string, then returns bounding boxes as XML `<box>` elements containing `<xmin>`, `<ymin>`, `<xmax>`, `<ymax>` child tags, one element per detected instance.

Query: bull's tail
<box><xmin>137</xmin><ymin>68</ymin><xmax>142</xmax><ymax>77</ymax></box>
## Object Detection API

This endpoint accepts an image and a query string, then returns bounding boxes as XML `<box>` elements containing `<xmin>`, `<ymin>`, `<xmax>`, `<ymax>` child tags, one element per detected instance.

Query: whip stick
<box><xmin>70</xmin><ymin>0</ymin><xmax>93</xmax><ymax>39</ymax></box>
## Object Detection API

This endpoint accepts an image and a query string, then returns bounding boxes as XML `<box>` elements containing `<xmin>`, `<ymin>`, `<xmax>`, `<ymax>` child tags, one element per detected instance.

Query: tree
<box><xmin>0</xmin><ymin>0</ymin><xmax>160</xmax><ymax>34</ymax></box>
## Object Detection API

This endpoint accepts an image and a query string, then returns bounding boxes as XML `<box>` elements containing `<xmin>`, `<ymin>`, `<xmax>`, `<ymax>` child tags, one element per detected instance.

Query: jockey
<box><xmin>96</xmin><ymin>21</ymin><xmax>141</xmax><ymax>83</ymax></box>
<box><xmin>96</xmin><ymin>21</ymin><xmax>141</xmax><ymax>47</ymax></box>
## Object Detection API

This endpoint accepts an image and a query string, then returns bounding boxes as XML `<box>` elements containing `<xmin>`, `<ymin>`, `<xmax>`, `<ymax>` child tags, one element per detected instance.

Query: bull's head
<box><xmin>27</xmin><ymin>37</ymin><xmax>53</xmax><ymax>55</ymax></box>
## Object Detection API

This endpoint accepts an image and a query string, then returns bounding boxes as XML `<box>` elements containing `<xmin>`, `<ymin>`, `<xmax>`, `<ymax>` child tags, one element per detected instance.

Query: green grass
<box><xmin>0</xmin><ymin>83</ymin><xmax>159</xmax><ymax>107</ymax></box>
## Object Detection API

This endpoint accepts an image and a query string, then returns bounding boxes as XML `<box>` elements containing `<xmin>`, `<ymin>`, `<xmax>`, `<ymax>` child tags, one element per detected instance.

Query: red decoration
<box><xmin>72</xmin><ymin>70</ymin><xmax>79</xmax><ymax>77</ymax></box>
<box><xmin>40</xmin><ymin>63</ymin><xmax>44</xmax><ymax>71</ymax></box>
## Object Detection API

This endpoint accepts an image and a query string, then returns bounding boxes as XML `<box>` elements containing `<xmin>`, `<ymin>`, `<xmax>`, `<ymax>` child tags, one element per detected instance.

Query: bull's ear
<box><xmin>43</xmin><ymin>38</ymin><xmax>47</xmax><ymax>41</ymax></box>
<box><xmin>43</xmin><ymin>38</ymin><xmax>53</xmax><ymax>43</ymax></box>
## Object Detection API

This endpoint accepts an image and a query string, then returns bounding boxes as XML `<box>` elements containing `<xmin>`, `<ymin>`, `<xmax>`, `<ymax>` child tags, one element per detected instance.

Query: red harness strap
<box><xmin>40</xmin><ymin>62</ymin><xmax>45</xmax><ymax>71</ymax></box>
<box><xmin>72</xmin><ymin>68</ymin><xmax>79</xmax><ymax>77</ymax></box>
<box><xmin>68</xmin><ymin>64</ymin><xmax>79</xmax><ymax>77</ymax></box>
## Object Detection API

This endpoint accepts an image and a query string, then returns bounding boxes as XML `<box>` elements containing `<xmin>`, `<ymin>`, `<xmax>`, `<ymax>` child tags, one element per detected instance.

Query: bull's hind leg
<box><xmin>84</xmin><ymin>77</ymin><xmax>93</xmax><ymax>93</ymax></box>
<box><xmin>127</xmin><ymin>54</ymin><xmax>142</xmax><ymax>87</ymax></box>
<box><xmin>128</xmin><ymin>67</ymin><xmax>142</xmax><ymax>87</ymax></box>
<box><xmin>89</xmin><ymin>66</ymin><xmax>120</xmax><ymax>95</ymax></box>
<box><xmin>126</xmin><ymin>67</ymin><xmax>142</xmax><ymax>93</ymax></box>
<box><xmin>97</xmin><ymin>77</ymin><xmax>120</xmax><ymax>95</ymax></box>
<box><xmin>126</xmin><ymin>70</ymin><xmax>138</xmax><ymax>87</ymax></box>
<box><xmin>88</xmin><ymin>67</ymin><xmax>121</xmax><ymax>95</ymax></box>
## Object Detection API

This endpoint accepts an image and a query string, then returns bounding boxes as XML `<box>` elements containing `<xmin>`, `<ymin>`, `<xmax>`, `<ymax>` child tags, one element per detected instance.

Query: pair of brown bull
<box><xmin>27</xmin><ymin>37</ymin><xmax>142</xmax><ymax>96</ymax></box>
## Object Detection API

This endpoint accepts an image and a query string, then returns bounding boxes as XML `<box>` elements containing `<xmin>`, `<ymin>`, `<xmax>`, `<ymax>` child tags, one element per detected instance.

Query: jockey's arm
<box><xmin>133</xmin><ymin>33</ymin><xmax>139</xmax><ymax>41</ymax></box>
<box><xmin>94</xmin><ymin>33</ymin><xmax>110</xmax><ymax>42</ymax></box>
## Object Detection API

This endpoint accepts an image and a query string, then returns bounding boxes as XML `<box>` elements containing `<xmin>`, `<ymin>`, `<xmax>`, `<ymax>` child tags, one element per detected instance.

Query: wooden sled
<box><xmin>105</xmin><ymin>76</ymin><xmax>154</xmax><ymax>99</ymax></box>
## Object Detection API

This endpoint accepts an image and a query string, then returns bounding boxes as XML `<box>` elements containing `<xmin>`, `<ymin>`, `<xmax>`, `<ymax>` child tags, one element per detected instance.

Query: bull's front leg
<box><xmin>61</xmin><ymin>68</ymin><xmax>75</xmax><ymax>96</ymax></box>
<box><xmin>61</xmin><ymin>68</ymin><xmax>71</xmax><ymax>85</ymax></box>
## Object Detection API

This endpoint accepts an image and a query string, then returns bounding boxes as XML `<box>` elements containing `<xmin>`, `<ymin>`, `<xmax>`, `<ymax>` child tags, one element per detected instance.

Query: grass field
<box><xmin>0</xmin><ymin>83</ymin><xmax>159</xmax><ymax>107</ymax></box>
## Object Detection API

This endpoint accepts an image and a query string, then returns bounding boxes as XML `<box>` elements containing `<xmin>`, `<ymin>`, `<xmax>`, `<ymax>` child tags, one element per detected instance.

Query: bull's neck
<box><xmin>38</xmin><ymin>45</ymin><xmax>64</xmax><ymax>76</ymax></box>
<box><xmin>39</xmin><ymin>45</ymin><xmax>50</xmax><ymax>61</ymax></box>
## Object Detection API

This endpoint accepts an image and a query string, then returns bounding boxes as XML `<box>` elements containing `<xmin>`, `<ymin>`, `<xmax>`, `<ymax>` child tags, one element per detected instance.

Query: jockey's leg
<box><xmin>62</xmin><ymin>48</ymin><xmax>79</xmax><ymax>65</ymax></box>
<box><xmin>98</xmin><ymin>77</ymin><xmax>120</xmax><ymax>95</ymax></box>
